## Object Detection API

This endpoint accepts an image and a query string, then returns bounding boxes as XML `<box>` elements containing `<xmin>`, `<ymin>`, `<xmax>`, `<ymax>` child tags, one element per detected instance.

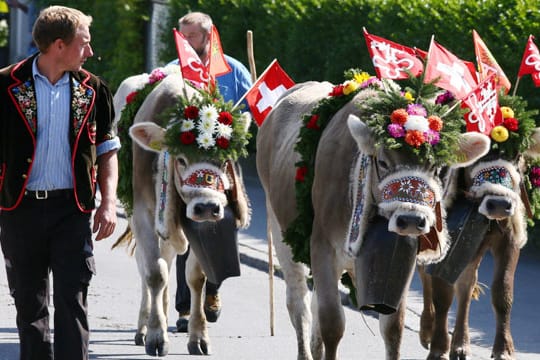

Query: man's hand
<box><xmin>93</xmin><ymin>199</ymin><xmax>117</xmax><ymax>241</ymax></box>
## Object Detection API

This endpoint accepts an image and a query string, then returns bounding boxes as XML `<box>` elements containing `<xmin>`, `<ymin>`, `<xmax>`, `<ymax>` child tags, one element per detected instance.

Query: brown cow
<box><xmin>256</xmin><ymin>78</ymin><xmax>490</xmax><ymax>360</ymax></box>
<box><xmin>419</xmin><ymin>97</ymin><xmax>540</xmax><ymax>360</ymax></box>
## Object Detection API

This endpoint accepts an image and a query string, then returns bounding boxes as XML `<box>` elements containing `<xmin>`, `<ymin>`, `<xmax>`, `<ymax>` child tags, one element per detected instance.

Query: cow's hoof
<box><xmin>204</xmin><ymin>294</ymin><xmax>221</xmax><ymax>323</ymax></box>
<box><xmin>145</xmin><ymin>341</ymin><xmax>169</xmax><ymax>357</ymax></box>
<box><xmin>134</xmin><ymin>332</ymin><xmax>145</xmax><ymax>346</ymax></box>
<box><xmin>176</xmin><ymin>314</ymin><xmax>189</xmax><ymax>333</ymax></box>
<box><xmin>450</xmin><ymin>350</ymin><xmax>468</xmax><ymax>360</ymax></box>
<box><xmin>188</xmin><ymin>340</ymin><xmax>210</xmax><ymax>355</ymax></box>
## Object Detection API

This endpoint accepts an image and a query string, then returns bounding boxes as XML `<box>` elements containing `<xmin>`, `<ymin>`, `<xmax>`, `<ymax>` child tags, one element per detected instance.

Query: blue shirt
<box><xmin>167</xmin><ymin>54</ymin><xmax>252</xmax><ymax>106</ymax></box>
<box><xmin>26</xmin><ymin>57</ymin><xmax>120</xmax><ymax>191</ymax></box>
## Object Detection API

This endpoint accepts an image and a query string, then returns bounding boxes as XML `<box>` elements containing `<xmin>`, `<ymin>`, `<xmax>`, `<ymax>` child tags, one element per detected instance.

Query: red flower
<box><xmin>295</xmin><ymin>166</ymin><xmax>308</xmax><ymax>182</ymax></box>
<box><xmin>329</xmin><ymin>84</ymin><xmax>344</xmax><ymax>97</ymax></box>
<box><xmin>184</xmin><ymin>106</ymin><xmax>199</xmax><ymax>119</ymax></box>
<box><xmin>218</xmin><ymin>111</ymin><xmax>233</xmax><ymax>125</ymax></box>
<box><xmin>126</xmin><ymin>91</ymin><xmax>138</xmax><ymax>104</ymax></box>
<box><xmin>180</xmin><ymin>131</ymin><xmax>195</xmax><ymax>145</ymax></box>
<box><xmin>390</xmin><ymin>109</ymin><xmax>408</xmax><ymax>125</ymax></box>
<box><xmin>405</xmin><ymin>130</ymin><xmax>425</xmax><ymax>148</ymax></box>
<box><xmin>428</xmin><ymin>115</ymin><xmax>443</xmax><ymax>131</ymax></box>
<box><xmin>503</xmin><ymin>117</ymin><xmax>519</xmax><ymax>132</ymax></box>
<box><xmin>306</xmin><ymin>114</ymin><xmax>320</xmax><ymax>129</ymax></box>
<box><xmin>216</xmin><ymin>137</ymin><xmax>230</xmax><ymax>149</ymax></box>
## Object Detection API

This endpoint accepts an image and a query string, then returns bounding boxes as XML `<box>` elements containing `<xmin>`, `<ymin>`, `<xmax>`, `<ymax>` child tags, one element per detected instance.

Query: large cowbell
<box><xmin>355</xmin><ymin>215</ymin><xmax>418</xmax><ymax>315</ymax></box>
<box><xmin>427</xmin><ymin>195</ymin><xmax>489</xmax><ymax>284</ymax></box>
<box><xmin>181</xmin><ymin>205</ymin><xmax>241</xmax><ymax>284</ymax></box>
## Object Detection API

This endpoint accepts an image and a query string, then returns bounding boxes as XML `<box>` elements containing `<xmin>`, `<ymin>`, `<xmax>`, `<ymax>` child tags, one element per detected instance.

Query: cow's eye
<box><xmin>377</xmin><ymin>159</ymin><xmax>389</xmax><ymax>170</ymax></box>
<box><xmin>177</xmin><ymin>158</ymin><xmax>187</xmax><ymax>168</ymax></box>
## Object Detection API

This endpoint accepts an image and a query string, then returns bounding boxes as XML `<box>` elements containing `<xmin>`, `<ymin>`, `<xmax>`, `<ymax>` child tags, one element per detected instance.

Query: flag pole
<box><xmin>233</xmin><ymin>59</ymin><xmax>278</xmax><ymax>110</ymax></box>
<box><xmin>512</xmin><ymin>76</ymin><xmax>521</xmax><ymax>97</ymax></box>
<box><xmin>247</xmin><ymin>30</ymin><xmax>257</xmax><ymax>83</ymax></box>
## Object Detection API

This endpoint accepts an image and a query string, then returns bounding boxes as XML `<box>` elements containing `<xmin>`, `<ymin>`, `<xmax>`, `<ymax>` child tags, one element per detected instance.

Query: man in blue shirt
<box><xmin>168</xmin><ymin>11</ymin><xmax>252</xmax><ymax>333</ymax></box>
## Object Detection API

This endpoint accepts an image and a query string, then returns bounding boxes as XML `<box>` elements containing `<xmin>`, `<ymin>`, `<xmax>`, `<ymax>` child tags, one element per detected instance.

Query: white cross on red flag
<box><xmin>518</xmin><ymin>35</ymin><xmax>540</xmax><ymax>87</ymax></box>
<box><xmin>244</xmin><ymin>59</ymin><xmax>295</xmax><ymax>126</ymax></box>
<box><xmin>424</xmin><ymin>39</ymin><xmax>478</xmax><ymax>99</ymax></box>
<box><xmin>173</xmin><ymin>28</ymin><xmax>209</xmax><ymax>88</ymax></box>
<box><xmin>363</xmin><ymin>28</ymin><xmax>423</xmax><ymax>80</ymax></box>
<box><xmin>462</xmin><ymin>73</ymin><xmax>501</xmax><ymax>135</ymax></box>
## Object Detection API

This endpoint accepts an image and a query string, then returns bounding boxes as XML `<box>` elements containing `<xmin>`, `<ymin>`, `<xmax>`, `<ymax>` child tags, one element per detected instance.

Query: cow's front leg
<box><xmin>418</xmin><ymin>266</ymin><xmax>435</xmax><ymax>349</ymax></box>
<box><xmin>425</xmin><ymin>274</ymin><xmax>454</xmax><ymax>360</ymax></box>
<box><xmin>489</xmin><ymin>236</ymin><xmax>519</xmax><ymax>360</ymax></box>
<box><xmin>186</xmin><ymin>252</ymin><xmax>210</xmax><ymax>355</ymax></box>
<box><xmin>310</xmin><ymin>235</ymin><xmax>344</xmax><ymax>360</ymax></box>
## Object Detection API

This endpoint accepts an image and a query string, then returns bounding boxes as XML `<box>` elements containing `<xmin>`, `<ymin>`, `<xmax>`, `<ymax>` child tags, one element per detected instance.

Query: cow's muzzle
<box><xmin>192</xmin><ymin>201</ymin><xmax>223</xmax><ymax>222</ymax></box>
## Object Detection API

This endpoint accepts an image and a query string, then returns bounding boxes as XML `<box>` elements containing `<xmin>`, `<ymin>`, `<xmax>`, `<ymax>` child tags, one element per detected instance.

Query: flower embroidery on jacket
<box><xmin>11</xmin><ymin>80</ymin><xmax>37</xmax><ymax>134</ymax></box>
<box><xmin>71</xmin><ymin>78</ymin><xmax>94</xmax><ymax>136</ymax></box>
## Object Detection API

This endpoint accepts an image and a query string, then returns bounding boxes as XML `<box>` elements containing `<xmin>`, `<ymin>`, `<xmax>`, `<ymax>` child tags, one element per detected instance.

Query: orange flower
<box><xmin>405</xmin><ymin>130</ymin><xmax>425</xmax><ymax>148</ymax></box>
<box><xmin>428</xmin><ymin>115</ymin><xmax>443</xmax><ymax>131</ymax></box>
<box><xmin>390</xmin><ymin>109</ymin><xmax>408</xmax><ymax>125</ymax></box>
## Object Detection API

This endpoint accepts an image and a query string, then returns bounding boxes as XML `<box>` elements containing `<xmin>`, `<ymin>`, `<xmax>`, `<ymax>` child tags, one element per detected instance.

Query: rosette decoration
<box><xmin>163</xmin><ymin>86</ymin><xmax>251</xmax><ymax>163</ymax></box>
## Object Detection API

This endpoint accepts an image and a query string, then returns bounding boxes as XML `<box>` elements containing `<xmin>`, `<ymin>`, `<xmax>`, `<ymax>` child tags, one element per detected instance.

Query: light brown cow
<box><xmin>113</xmin><ymin>70</ymin><xmax>251</xmax><ymax>356</ymax></box>
<box><xmin>256</xmin><ymin>80</ymin><xmax>490</xmax><ymax>360</ymax></box>
<box><xmin>419</xmin><ymin>127</ymin><xmax>540</xmax><ymax>360</ymax></box>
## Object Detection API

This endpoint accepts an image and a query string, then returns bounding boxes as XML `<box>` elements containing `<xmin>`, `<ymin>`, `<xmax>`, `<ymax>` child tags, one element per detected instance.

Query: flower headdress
<box><xmin>162</xmin><ymin>86</ymin><xmax>251</xmax><ymax>163</ymax></box>
<box><xmin>364</xmin><ymin>74</ymin><xmax>465</xmax><ymax>167</ymax></box>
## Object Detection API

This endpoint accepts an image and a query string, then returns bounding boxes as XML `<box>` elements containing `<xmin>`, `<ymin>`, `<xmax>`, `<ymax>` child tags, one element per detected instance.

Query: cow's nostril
<box><xmin>194</xmin><ymin>204</ymin><xmax>204</xmax><ymax>215</ymax></box>
<box><xmin>212</xmin><ymin>204</ymin><xmax>220</xmax><ymax>216</ymax></box>
<box><xmin>417</xmin><ymin>218</ymin><xmax>426</xmax><ymax>230</ymax></box>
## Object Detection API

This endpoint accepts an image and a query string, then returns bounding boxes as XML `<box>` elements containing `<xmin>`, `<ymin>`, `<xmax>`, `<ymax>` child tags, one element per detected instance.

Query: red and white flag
<box><xmin>518</xmin><ymin>35</ymin><xmax>540</xmax><ymax>87</ymax></box>
<box><xmin>244</xmin><ymin>59</ymin><xmax>295</xmax><ymax>126</ymax></box>
<box><xmin>473</xmin><ymin>30</ymin><xmax>511</xmax><ymax>94</ymax></box>
<box><xmin>462</xmin><ymin>73</ymin><xmax>501</xmax><ymax>135</ymax></box>
<box><xmin>424</xmin><ymin>39</ymin><xmax>478</xmax><ymax>99</ymax></box>
<box><xmin>208</xmin><ymin>25</ymin><xmax>232</xmax><ymax>78</ymax></box>
<box><xmin>363</xmin><ymin>28</ymin><xmax>423</xmax><ymax>80</ymax></box>
<box><xmin>173</xmin><ymin>28</ymin><xmax>209</xmax><ymax>88</ymax></box>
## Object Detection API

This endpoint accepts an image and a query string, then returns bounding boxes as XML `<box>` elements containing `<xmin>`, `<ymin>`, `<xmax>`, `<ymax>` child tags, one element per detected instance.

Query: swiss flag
<box><xmin>473</xmin><ymin>30</ymin><xmax>511</xmax><ymax>94</ymax></box>
<box><xmin>208</xmin><ymin>25</ymin><xmax>232</xmax><ymax>78</ymax></box>
<box><xmin>363</xmin><ymin>28</ymin><xmax>423</xmax><ymax>80</ymax></box>
<box><xmin>424</xmin><ymin>39</ymin><xmax>478</xmax><ymax>99</ymax></box>
<box><xmin>245</xmin><ymin>59</ymin><xmax>295</xmax><ymax>126</ymax></box>
<box><xmin>462</xmin><ymin>73</ymin><xmax>501</xmax><ymax>135</ymax></box>
<box><xmin>173</xmin><ymin>28</ymin><xmax>209</xmax><ymax>88</ymax></box>
<box><xmin>518</xmin><ymin>35</ymin><xmax>540</xmax><ymax>87</ymax></box>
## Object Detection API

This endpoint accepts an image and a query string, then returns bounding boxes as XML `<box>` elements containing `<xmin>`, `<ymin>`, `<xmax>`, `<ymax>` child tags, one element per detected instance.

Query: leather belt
<box><xmin>24</xmin><ymin>189</ymin><xmax>73</xmax><ymax>200</ymax></box>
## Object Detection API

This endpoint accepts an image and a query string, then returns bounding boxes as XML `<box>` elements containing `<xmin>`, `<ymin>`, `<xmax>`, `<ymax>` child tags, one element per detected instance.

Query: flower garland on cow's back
<box><xmin>117</xmin><ymin>67</ymin><xmax>171</xmax><ymax>216</ymax></box>
<box><xmin>284</xmin><ymin>69</ymin><xmax>466</xmax><ymax>266</ymax></box>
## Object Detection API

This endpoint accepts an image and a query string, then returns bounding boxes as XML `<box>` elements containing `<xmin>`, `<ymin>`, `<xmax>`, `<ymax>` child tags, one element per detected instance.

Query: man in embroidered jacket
<box><xmin>0</xmin><ymin>6</ymin><xmax>119</xmax><ymax>360</ymax></box>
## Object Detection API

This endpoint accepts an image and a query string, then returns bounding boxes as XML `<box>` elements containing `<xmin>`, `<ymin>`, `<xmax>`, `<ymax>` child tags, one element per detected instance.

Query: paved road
<box><xmin>1</xmin><ymin>158</ymin><xmax>540</xmax><ymax>359</ymax></box>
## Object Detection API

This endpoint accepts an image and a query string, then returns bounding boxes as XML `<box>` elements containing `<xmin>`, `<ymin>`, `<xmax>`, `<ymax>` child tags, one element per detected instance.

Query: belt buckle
<box><xmin>35</xmin><ymin>190</ymin><xmax>48</xmax><ymax>200</ymax></box>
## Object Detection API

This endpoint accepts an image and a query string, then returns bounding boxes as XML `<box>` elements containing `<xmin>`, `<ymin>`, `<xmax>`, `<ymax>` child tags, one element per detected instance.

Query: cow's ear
<box><xmin>129</xmin><ymin>122</ymin><xmax>166</xmax><ymax>153</ymax></box>
<box><xmin>525</xmin><ymin>127</ymin><xmax>540</xmax><ymax>157</ymax></box>
<box><xmin>347</xmin><ymin>114</ymin><xmax>376</xmax><ymax>155</ymax></box>
<box><xmin>452</xmin><ymin>132</ymin><xmax>490</xmax><ymax>168</ymax></box>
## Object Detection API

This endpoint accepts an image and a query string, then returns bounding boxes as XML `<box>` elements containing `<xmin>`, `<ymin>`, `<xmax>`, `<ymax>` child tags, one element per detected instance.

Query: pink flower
<box><xmin>425</xmin><ymin>130</ymin><xmax>440</xmax><ymax>145</ymax></box>
<box><xmin>387</xmin><ymin>123</ymin><xmax>405</xmax><ymax>138</ymax></box>
<box><xmin>148</xmin><ymin>68</ymin><xmax>166</xmax><ymax>84</ymax></box>
<box><xmin>406</xmin><ymin>103</ymin><xmax>427</xmax><ymax>117</ymax></box>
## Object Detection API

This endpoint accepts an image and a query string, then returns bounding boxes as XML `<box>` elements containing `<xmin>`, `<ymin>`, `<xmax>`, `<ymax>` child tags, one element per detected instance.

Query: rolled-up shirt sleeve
<box><xmin>97</xmin><ymin>136</ymin><xmax>121</xmax><ymax>156</ymax></box>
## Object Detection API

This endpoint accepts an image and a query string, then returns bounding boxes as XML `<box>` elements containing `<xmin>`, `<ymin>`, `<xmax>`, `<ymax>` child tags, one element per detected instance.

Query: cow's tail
<box><xmin>111</xmin><ymin>223</ymin><xmax>136</xmax><ymax>256</ymax></box>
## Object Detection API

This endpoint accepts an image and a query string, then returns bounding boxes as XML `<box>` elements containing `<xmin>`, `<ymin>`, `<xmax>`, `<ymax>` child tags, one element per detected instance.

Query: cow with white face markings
<box><xmin>256</xmin><ymin>72</ymin><xmax>491</xmax><ymax>360</ymax></box>
<box><xmin>419</xmin><ymin>94</ymin><xmax>540</xmax><ymax>360</ymax></box>
<box><xmin>112</xmin><ymin>68</ymin><xmax>251</xmax><ymax>357</ymax></box>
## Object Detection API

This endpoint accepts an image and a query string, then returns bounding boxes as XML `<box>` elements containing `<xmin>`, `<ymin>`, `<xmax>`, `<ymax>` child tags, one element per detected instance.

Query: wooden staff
<box><xmin>246</xmin><ymin>29</ymin><xmax>275</xmax><ymax>336</ymax></box>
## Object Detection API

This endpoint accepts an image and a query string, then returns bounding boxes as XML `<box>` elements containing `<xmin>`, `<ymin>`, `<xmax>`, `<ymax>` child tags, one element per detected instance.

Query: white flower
<box><xmin>180</xmin><ymin>119</ymin><xmax>195</xmax><ymax>131</ymax></box>
<box><xmin>196</xmin><ymin>131</ymin><xmax>215</xmax><ymax>149</ymax></box>
<box><xmin>197</xmin><ymin>117</ymin><xmax>216</xmax><ymax>134</ymax></box>
<box><xmin>404</xmin><ymin>115</ymin><xmax>429</xmax><ymax>132</ymax></box>
<box><xmin>200</xmin><ymin>104</ymin><xmax>219</xmax><ymax>122</ymax></box>
<box><xmin>216</xmin><ymin>123</ymin><xmax>233</xmax><ymax>139</ymax></box>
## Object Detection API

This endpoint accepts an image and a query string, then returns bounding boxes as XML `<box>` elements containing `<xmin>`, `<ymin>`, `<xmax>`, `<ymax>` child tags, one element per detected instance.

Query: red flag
<box><xmin>245</xmin><ymin>59</ymin><xmax>295</xmax><ymax>126</ymax></box>
<box><xmin>173</xmin><ymin>28</ymin><xmax>209</xmax><ymax>87</ymax></box>
<box><xmin>424</xmin><ymin>39</ymin><xmax>478</xmax><ymax>99</ymax></box>
<box><xmin>363</xmin><ymin>28</ymin><xmax>423</xmax><ymax>79</ymax></box>
<box><xmin>473</xmin><ymin>30</ymin><xmax>511</xmax><ymax>94</ymax></box>
<box><xmin>518</xmin><ymin>35</ymin><xmax>540</xmax><ymax>87</ymax></box>
<box><xmin>208</xmin><ymin>25</ymin><xmax>232</xmax><ymax>78</ymax></box>
<box><xmin>462</xmin><ymin>73</ymin><xmax>501</xmax><ymax>135</ymax></box>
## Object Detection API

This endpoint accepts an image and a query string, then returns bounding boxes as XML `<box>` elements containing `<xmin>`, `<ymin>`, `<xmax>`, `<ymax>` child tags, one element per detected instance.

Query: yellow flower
<box><xmin>491</xmin><ymin>125</ymin><xmax>509</xmax><ymax>142</ymax></box>
<box><xmin>353</xmin><ymin>72</ymin><xmax>371</xmax><ymax>84</ymax></box>
<box><xmin>342</xmin><ymin>80</ymin><xmax>359</xmax><ymax>95</ymax></box>
<box><xmin>403</xmin><ymin>91</ymin><xmax>414</xmax><ymax>102</ymax></box>
<box><xmin>500</xmin><ymin>106</ymin><xmax>514</xmax><ymax>119</ymax></box>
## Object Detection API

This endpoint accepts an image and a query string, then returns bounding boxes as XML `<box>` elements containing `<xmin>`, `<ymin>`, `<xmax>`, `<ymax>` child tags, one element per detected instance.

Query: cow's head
<box><xmin>129</xmin><ymin>104</ymin><xmax>252</xmax><ymax>229</ymax></box>
<box><xmin>456</xmin><ymin>97</ymin><xmax>540</xmax><ymax>247</ymax></box>
<box><xmin>344</xmin><ymin>83</ymin><xmax>490</xmax><ymax>263</ymax></box>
